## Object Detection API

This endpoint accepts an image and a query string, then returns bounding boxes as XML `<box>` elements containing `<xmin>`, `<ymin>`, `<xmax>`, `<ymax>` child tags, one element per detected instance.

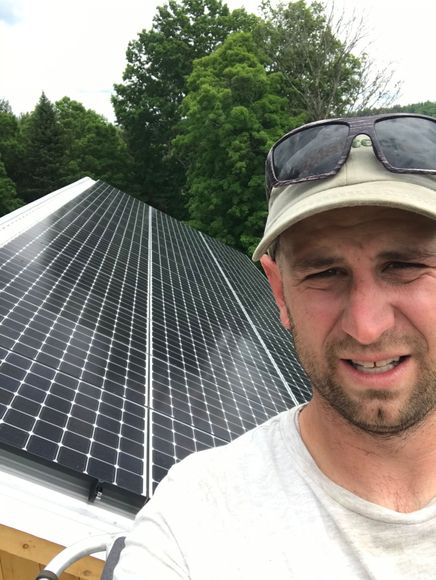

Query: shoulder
<box><xmin>158</xmin><ymin>407</ymin><xmax>299</xmax><ymax>501</ymax></box>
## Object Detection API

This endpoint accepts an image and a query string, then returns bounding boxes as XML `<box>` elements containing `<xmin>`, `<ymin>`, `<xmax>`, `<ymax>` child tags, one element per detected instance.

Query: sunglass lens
<box><xmin>375</xmin><ymin>117</ymin><xmax>436</xmax><ymax>170</ymax></box>
<box><xmin>273</xmin><ymin>123</ymin><xmax>349</xmax><ymax>181</ymax></box>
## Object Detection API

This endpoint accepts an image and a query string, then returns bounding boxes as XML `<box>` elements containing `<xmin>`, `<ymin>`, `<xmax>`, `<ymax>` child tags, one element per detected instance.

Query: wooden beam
<box><xmin>0</xmin><ymin>524</ymin><xmax>104</xmax><ymax>579</ymax></box>
<box><xmin>0</xmin><ymin>551</ymin><xmax>41</xmax><ymax>580</ymax></box>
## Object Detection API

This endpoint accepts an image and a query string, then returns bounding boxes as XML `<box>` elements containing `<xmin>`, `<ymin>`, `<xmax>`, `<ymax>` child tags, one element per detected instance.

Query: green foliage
<box><xmin>174</xmin><ymin>31</ymin><xmax>302</xmax><ymax>255</ymax></box>
<box><xmin>401</xmin><ymin>102</ymin><xmax>436</xmax><ymax>117</ymax></box>
<box><xmin>19</xmin><ymin>93</ymin><xmax>67</xmax><ymax>202</ymax></box>
<box><xmin>358</xmin><ymin>100</ymin><xmax>436</xmax><ymax>118</ymax></box>
<box><xmin>257</xmin><ymin>1</ymin><xmax>368</xmax><ymax>119</ymax></box>
<box><xmin>0</xmin><ymin>0</ymin><xmax>404</xmax><ymax>259</ymax></box>
<box><xmin>55</xmin><ymin>97</ymin><xmax>133</xmax><ymax>189</ymax></box>
<box><xmin>0</xmin><ymin>95</ymin><xmax>133</xmax><ymax>205</ymax></box>
<box><xmin>0</xmin><ymin>100</ymin><xmax>23</xmax><ymax>188</ymax></box>
<box><xmin>112</xmin><ymin>0</ymin><xmax>258</xmax><ymax>219</ymax></box>
<box><xmin>0</xmin><ymin>157</ymin><xmax>24</xmax><ymax>216</ymax></box>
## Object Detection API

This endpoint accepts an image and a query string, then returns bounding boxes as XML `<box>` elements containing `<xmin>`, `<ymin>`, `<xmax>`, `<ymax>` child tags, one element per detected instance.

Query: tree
<box><xmin>173</xmin><ymin>31</ymin><xmax>301</xmax><ymax>255</ymax></box>
<box><xmin>0</xmin><ymin>157</ymin><xmax>23</xmax><ymax>216</ymax></box>
<box><xmin>257</xmin><ymin>0</ymin><xmax>400</xmax><ymax>120</ymax></box>
<box><xmin>361</xmin><ymin>100</ymin><xmax>436</xmax><ymax>118</ymax></box>
<box><xmin>112</xmin><ymin>0</ymin><xmax>258</xmax><ymax>219</ymax></box>
<box><xmin>0</xmin><ymin>100</ymin><xmax>23</xmax><ymax>189</ymax></box>
<box><xmin>55</xmin><ymin>97</ymin><xmax>133</xmax><ymax>190</ymax></box>
<box><xmin>20</xmin><ymin>93</ymin><xmax>67</xmax><ymax>202</ymax></box>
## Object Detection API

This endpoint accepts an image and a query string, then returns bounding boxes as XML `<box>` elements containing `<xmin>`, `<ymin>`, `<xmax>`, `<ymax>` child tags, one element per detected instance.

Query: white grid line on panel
<box><xmin>79</xmin><ymin>198</ymin><xmax>146</xmax><ymax>482</ymax></box>
<box><xmin>153</xmin><ymin>256</ymin><xmax>293</xmax><ymax>386</ymax></box>
<box><xmin>0</xmin><ymin>185</ymin><xmax>119</xmax><ymax>394</ymax></box>
<box><xmin>16</xmin><ymin>190</ymin><xmax>127</xmax><ymax>448</ymax></box>
<box><xmin>150</xmin><ymin>281</ymin><xmax>293</xmax><ymax>409</ymax></box>
<box><xmin>145</xmin><ymin>206</ymin><xmax>154</xmax><ymax>498</ymax></box>
<box><xmin>0</xmin><ymin>351</ymin><xmax>144</xmax><ymax>472</ymax></box>
<box><xmin>0</xmin><ymin>403</ymin><xmax>142</xmax><ymax>487</ymax></box>
<box><xmin>150</xmin><ymin>348</ymin><xmax>266</xmax><ymax>430</ymax></box>
<box><xmin>0</xmin><ymin>289</ymin><xmax>147</xmax><ymax>409</ymax></box>
<box><xmin>199</xmin><ymin>231</ymin><xmax>299</xmax><ymax>406</ymax></box>
<box><xmin>161</xmin><ymin>216</ymin><xmax>291</xmax><ymax>413</ymax></box>
<box><xmin>0</xmin><ymin>382</ymin><xmax>144</xmax><ymax>469</ymax></box>
<box><xmin>0</xmin><ymin>185</ymin><xmax>108</xmax><ymax>285</ymax></box>
<box><xmin>154</xmin><ymin>213</ymin><xmax>247</xmax><ymax>435</ymax></box>
<box><xmin>160</xmin><ymin>225</ymin><xmax>292</xmax><ymax>359</ymax></box>
<box><xmin>0</xmin><ymin>254</ymin><xmax>148</xmax><ymax>362</ymax></box>
<box><xmin>149</xmin><ymin>210</ymin><xmax>288</xmax><ymax>464</ymax></box>
<box><xmin>152</xmin><ymin>219</ymin><xmax>196</xmax><ymax>458</ymax></box>
<box><xmin>0</xmin><ymin>178</ymin><xmax>96</xmax><ymax>249</ymax></box>
<box><xmin>0</xmin><ymin>185</ymin><xmax>147</xmax><ymax>491</ymax></box>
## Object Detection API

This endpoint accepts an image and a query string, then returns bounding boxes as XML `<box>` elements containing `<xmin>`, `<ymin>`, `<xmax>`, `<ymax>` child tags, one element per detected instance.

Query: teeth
<box><xmin>375</xmin><ymin>358</ymin><xmax>400</xmax><ymax>367</ymax></box>
<box><xmin>351</xmin><ymin>358</ymin><xmax>400</xmax><ymax>368</ymax></box>
<box><xmin>352</xmin><ymin>360</ymin><xmax>376</xmax><ymax>368</ymax></box>
<box><xmin>349</xmin><ymin>357</ymin><xmax>402</xmax><ymax>373</ymax></box>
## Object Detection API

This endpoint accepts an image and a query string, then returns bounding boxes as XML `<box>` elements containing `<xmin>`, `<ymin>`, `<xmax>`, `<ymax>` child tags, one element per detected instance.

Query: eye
<box><xmin>383</xmin><ymin>261</ymin><xmax>428</xmax><ymax>282</ymax></box>
<box><xmin>306</xmin><ymin>268</ymin><xmax>344</xmax><ymax>280</ymax></box>
<box><xmin>384</xmin><ymin>261</ymin><xmax>426</xmax><ymax>271</ymax></box>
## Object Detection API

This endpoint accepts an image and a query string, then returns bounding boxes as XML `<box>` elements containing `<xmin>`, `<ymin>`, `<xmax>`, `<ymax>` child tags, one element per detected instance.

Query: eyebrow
<box><xmin>291</xmin><ymin>255</ymin><xmax>344</xmax><ymax>272</ymax></box>
<box><xmin>291</xmin><ymin>248</ymin><xmax>436</xmax><ymax>273</ymax></box>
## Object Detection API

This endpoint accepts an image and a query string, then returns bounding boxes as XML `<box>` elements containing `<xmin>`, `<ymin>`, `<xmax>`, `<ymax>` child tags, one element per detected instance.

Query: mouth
<box><xmin>344</xmin><ymin>355</ymin><xmax>410</xmax><ymax>374</ymax></box>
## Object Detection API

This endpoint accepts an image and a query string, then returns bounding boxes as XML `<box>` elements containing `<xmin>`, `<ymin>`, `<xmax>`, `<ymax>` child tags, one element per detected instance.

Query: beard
<box><xmin>291</xmin><ymin>325</ymin><xmax>436</xmax><ymax>436</ymax></box>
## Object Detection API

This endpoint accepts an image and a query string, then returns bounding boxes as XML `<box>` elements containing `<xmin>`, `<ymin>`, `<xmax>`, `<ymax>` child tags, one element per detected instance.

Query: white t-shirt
<box><xmin>114</xmin><ymin>405</ymin><xmax>436</xmax><ymax>579</ymax></box>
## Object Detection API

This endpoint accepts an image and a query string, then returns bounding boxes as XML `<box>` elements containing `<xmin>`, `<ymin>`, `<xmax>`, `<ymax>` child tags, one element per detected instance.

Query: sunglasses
<box><xmin>266</xmin><ymin>114</ymin><xmax>436</xmax><ymax>200</ymax></box>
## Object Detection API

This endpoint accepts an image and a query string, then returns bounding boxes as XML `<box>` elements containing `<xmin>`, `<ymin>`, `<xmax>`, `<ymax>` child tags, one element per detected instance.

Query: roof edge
<box><xmin>0</xmin><ymin>177</ymin><xmax>96</xmax><ymax>248</ymax></box>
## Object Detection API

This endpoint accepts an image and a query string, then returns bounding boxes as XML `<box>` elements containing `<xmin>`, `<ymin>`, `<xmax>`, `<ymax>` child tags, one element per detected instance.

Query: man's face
<box><xmin>261</xmin><ymin>206</ymin><xmax>436</xmax><ymax>435</ymax></box>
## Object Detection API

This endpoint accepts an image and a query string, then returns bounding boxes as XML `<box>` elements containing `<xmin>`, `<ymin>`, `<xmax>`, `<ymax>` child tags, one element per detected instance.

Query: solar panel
<box><xmin>0</xmin><ymin>180</ymin><xmax>311</xmax><ymax>501</ymax></box>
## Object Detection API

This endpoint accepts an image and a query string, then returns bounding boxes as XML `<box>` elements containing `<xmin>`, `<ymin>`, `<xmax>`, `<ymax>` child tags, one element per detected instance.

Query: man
<box><xmin>115</xmin><ymin>114</ymin><xmax>436</xmax><ymax>579</ymax></box>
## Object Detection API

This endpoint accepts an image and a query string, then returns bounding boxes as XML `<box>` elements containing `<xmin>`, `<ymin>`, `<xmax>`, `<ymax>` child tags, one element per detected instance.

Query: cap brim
<box><xmin>252</xmin><ymin>180</ymin><xmax>436</xmax><ymax>261</ymax></box>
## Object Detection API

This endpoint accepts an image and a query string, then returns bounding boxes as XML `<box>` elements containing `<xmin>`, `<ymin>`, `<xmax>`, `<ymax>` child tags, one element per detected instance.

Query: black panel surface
<box><xmin>0</xmin><ymin>181</ymin><xmax>311</xmax><ymax>499</ymax></box>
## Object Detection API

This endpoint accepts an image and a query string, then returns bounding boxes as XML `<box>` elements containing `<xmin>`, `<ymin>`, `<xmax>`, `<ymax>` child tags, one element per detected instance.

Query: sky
<box><xmin>1</xmin><ymin>0</ymin><xmax>436</xmax><ymax>123</ymax></box>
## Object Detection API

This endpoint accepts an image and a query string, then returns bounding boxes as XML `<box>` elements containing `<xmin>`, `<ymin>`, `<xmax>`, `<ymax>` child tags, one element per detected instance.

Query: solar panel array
<box><xmin>0</xmin><ymin>181</ymin><xmax>311</xmax><ymax>500</ymax></box>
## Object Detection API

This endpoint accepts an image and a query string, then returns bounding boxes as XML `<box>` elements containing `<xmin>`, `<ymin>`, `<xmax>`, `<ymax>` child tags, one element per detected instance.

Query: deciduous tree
<box><xmin>257</xmin><ymin>0</ymin><xmax>400</xmax><ymax>120</ymax></box>
<box><xmin>173</xmin><ymin>31</ymin><xmax>300</xmax><ymax>254</ymax></box>
<box><xmin>113</xmin><ymin>0</ymin><xmax>258</xmax><ymax>219</ymax></box>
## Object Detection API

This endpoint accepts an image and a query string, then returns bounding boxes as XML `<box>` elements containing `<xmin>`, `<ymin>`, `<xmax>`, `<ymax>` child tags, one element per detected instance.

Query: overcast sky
<box><xmin>1</xmin><ymin>0</ymin><xmax>436</xmax><ymax>122</ymax></box>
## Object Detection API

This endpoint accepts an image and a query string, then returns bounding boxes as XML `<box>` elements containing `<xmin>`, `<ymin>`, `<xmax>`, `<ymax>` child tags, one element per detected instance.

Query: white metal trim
<box><xmin>0</xmin><ymin>451</ymin><xmax>133</xmax><ymax>553</ymax></box>
<box><xmin>0</xmin><ymin>177</ymin><xmax>96</xmax><ymax>248</ymax></box>
<box><xmin>145</xmin><ymin>206</ymin><xmax>154</xmax><ymax>498</ymax></box>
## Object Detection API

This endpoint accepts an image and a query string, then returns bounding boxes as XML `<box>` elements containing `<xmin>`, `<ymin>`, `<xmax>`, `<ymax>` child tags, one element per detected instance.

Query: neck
<box><xmin>299</xmin><ymin>398</ymin><xmax>436</xmax><ymax>513</ymax></box>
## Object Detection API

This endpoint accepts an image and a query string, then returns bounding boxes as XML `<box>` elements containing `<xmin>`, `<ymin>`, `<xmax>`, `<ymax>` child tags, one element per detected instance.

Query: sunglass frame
<box><xmin>266</xmin><ymin>113</ymin><xmax>436</xmax><ymax>200</ymax></box>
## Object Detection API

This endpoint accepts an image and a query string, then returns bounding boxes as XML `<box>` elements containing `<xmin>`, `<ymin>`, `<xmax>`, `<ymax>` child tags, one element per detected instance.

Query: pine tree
<box><xmin>0</xmin><ymin>157</ymin><xmax>23</xmax><ymax>216</ymax></box>
<box><xmin>20</xmin><ymin>93</ymin><xmax>67</xmax><ymax>202</ymax></box>
<box><xmin>0</xmin><ymin>99</ymin><xmax>22</xmax><ymax>188</ymax></box>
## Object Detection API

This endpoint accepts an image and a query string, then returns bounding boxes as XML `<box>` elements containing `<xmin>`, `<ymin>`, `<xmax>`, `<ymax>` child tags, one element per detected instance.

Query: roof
<box><xmin>0</xmin><ymin>177</ymin><xmax>310</xmax><ymax>544</ymax></box>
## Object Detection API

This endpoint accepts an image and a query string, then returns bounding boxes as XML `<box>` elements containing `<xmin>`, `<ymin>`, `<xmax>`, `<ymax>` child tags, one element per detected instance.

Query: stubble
<box><xmin>291</xmin><ymin>327</ymin><xmax>436</xmax><ymax>436</ymax></box>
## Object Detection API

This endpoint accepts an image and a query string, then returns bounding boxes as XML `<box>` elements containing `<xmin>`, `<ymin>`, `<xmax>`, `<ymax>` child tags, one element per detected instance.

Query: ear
<box><xmin>260</xmin><ymin>255</ymin><xmax>292</xmax><ymax>329</ymax></box>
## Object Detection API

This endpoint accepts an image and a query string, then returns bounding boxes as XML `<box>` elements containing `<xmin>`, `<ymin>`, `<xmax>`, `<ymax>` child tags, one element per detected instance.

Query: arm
<box><xmin>113</xmin><ymin>473</ymin><xmax>190</xmax><ymax>580</ymax></box>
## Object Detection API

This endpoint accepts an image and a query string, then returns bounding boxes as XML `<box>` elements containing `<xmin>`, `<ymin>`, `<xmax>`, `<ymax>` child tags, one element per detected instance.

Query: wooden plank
<box><xmin>0</xmin><ymin>551</ymin><xmax>41</xmax><ymax>580</ymax></box>
<box><xmin>59</xmin><ymin>566</ymin><xmax>79</xmax><ymax>580</ymax></box>
<box><xmin>0</xmin><ymin>524</ymin><xmax>104</xmax><ymax>579</ymax></box>
<box><xmin>0</xmin><ymin>556</ymin><xmax>80</xmax><ymax>580</ymax></box>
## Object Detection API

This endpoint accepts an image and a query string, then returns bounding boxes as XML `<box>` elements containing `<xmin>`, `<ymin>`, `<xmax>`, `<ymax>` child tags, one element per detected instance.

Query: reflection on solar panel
<box><xmin>0</xmin><ymin>180</ymin><xmax>311</xmax><ymax>500</ymax></box>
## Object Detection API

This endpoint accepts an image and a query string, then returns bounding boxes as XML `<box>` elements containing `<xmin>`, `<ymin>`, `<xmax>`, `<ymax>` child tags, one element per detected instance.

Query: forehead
<box><xmin>280</xmin><ymin>206</ymin><xmax>436</xmax><ymax>256</ymax></box>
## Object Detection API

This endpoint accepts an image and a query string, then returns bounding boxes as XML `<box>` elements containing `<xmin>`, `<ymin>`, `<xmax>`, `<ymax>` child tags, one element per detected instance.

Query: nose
<box><xmin>340</xmin><ymin>277</ymin><xmax>395</xmax><ymax>345</ymax></box>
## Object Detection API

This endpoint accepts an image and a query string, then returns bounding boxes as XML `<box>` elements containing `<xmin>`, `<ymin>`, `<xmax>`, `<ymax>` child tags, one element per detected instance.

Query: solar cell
<box><xmin>0</xmin><ymin>180</ymin><xmax>311</xmax><ymax>500</ymax></box>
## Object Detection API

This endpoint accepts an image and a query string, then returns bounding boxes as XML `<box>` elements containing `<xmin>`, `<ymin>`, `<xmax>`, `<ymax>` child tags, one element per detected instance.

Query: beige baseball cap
<box><xmin>252</xmin><ymin>135</ymin><xmax>436</xmax><ymax>261</ymax></box>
